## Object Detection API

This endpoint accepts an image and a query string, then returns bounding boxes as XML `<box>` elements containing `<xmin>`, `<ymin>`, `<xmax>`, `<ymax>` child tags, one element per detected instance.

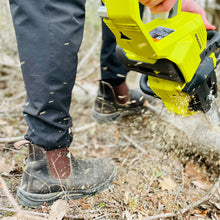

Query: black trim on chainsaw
<box><xmin>116</xmin><ymin>46</ymin><xmax>185</xmax><ymax>83</ymax></box>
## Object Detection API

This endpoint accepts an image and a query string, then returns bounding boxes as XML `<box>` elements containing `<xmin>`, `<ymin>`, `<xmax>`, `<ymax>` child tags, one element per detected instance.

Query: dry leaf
<box><xmin>184</xmin><ymin>162</ymin><xmax>207</xmax><ymax>180</ymax></box>
<box><xmin>48</xmin><ymin>199</ymin><xmax>69</xmax><ymax>220</ymax></box>
<box><xmin>184</xmin><ymin>162</ymin><xmax>212</xmax><ymax>191</ymax></box>
<box><xmin>78</xmin><ymin>201</ymin><xmax>90</xmax><ymax>209</ymax></box>
<box><xmin>191</xmin><ymin>209</ymin><xmax>209</xmax><ymax>218</ymax></box>
<box><xmin>74</xmin><ymin>199</ymin><xmax>91</xmax><ymax>209</ymax></box>
<box><xmin>159</xmin><ymin>176</ymin><xmax>177</xmax><ymax>192</ymax></box>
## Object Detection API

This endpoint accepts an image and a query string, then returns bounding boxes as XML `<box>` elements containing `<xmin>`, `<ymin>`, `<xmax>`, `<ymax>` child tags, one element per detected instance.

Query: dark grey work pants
<box><xmin>9</xmin><ymin>0</ymin><xmax>144</xmax><ymax>151</ymax></box>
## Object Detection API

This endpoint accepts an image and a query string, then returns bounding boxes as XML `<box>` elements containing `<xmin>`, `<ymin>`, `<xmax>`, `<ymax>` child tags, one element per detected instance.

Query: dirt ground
<box><xmin>0</xmin><ymin>1</ymin><xmax>220</xmax><ymax>219</ymax></box>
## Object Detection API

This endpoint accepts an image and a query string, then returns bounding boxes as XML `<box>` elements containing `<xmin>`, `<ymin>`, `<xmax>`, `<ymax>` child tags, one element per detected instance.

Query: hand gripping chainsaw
<box><xmin>99</xmin><ymin>0</ymin><xmax>220</xmax><ymax>116</ymax></box>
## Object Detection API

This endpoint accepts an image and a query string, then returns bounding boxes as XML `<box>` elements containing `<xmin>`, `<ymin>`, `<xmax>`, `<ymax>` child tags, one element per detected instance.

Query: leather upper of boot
<box><xmin>94</xmin><ymin>80</ymin><xmax>146</xmax><ymax>114</ymax></box>
<box><xmin>20</xmin><ymin>144</ymin><xmax>116</xmax><ymax>194</ymax></box>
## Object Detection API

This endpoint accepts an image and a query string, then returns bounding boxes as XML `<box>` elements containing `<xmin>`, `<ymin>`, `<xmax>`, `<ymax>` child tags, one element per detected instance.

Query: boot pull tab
<box><xmin>14</xmin><ymin>139</ymin><xmax>31</xmax><ymax>150</ymax></box>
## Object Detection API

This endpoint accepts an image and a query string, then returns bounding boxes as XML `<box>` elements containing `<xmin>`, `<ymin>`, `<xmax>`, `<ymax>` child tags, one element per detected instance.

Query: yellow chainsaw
<box><xmin>99</xmin><ymin>0</ymin><xmax>220</xmax><ymax>116</ymax></box>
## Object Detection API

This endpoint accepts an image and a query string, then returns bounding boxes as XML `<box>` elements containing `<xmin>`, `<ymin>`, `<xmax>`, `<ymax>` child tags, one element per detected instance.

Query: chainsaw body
<box><xmin>99</xmin><ymin>0</ymin><xmax>220</xmax><ymax>116</ymax></box>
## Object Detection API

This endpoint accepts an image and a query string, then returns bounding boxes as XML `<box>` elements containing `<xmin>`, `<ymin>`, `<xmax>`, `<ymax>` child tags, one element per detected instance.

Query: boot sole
<box><xmin>91</xmin><ymin>106</ymin><xmax>143</xmax><ymax>123</ymax></box>
<box><xmin>17</xmin><ymin>165</ymin><xmax>117</xmax><ymax>207</ymax></box>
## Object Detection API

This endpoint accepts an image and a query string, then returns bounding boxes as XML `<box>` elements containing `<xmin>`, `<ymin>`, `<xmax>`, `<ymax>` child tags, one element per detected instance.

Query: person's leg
<box><xmin>10</xmin><ymin>0</ymin><xmax>116</xmax><ymax>207</ymax></box>
<box><xmin>100</xmin><ymin>19</ymin><xmax>128</xmax><ymax>87</ymax></box>
<box><xmin>92</xmin><ymin>3</ymin><xmax>146</xmax><ymax>123</ymax></box>
<box><xmin>10</xmin><ymin>0</ymin><xmax>84</xmax><ymax>150</ymax></box>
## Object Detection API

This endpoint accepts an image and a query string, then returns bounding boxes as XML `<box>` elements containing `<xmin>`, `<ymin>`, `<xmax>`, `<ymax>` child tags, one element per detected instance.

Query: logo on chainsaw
<box><xmin>149</xmin><ymin>26</ymin><xmax>175</xmax><ymax>42</ymax></box>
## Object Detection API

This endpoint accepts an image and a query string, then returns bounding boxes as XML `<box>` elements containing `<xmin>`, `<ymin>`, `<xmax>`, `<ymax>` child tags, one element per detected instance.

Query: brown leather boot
<box><xmin>17</xmin><ymin>143</ymin><xmax>117</xmax><ymax>207</ymax></box>
<box><xmin>92</xmin><ymin>81</ymin><xmax>146</xmax><ymax>123</ymax></box>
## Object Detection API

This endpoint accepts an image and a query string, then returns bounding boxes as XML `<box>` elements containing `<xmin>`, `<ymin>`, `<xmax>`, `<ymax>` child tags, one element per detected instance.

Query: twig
<box><xmin>181</xmin><ymin>178</ymin><xmax>220</xmax><ymax>213</ymax></box>
<box><xmin>177</xmin><ymin>211</ymin><xmax>184</xmax><ymax>220</ymax></box>
<box><xmin>122</xmin><ymin>133</ymin><xmax>148</xmax><ymax>154</ymax></box>
<box><xmin>143</xmin><ymin>178</ymin><xmax>220</xmax><ymax>220</ymax></box>
<box><xmin>0</xmin><ymin>136</ymin><xmax>24</xmax><ymax>144</ymax></box>
<box><xmin>0</xmin><ymin>177</ymin><xmax>45</xmax><ymax>219</ymax></box>
<box><xmin>0</xmin><ymin>123</ymin><xmax>97</xmax><ymax>144</ymax></box>
<box><xmin>174</xmin><ymin>164</ymin><xmax>185</xmax><ymax>204</ymax></box>
<box><xmin>0</xmin><ymin>206</ymin><xmax>82</xmax><ymax>219</ymax></box>
<box><xmin>1</xmin><ymin>145</ymin><xmax>26</xmax><ymax>154</ymax></box>
<box><xmin>0</xmin><ymin>62</ymin><xmax>20</xmax><ymax>69</ymax></box>
<box><xmin>78</xmin><ymin>63</ymin><xmax>100</xmax><ymax>80</ymax></box>
<box><xmin>74</xmin><ymin>81</ymin><xmax>89</xmax><ymax>95</ymax></box>
<box><xmin>0</xmin><ymin>102</ymin><xmax>24</xmax><ymax>114</ymax></box>
<box><xmin>94</xmin><ymin>213</ymin><xmax>121</xmax><ymax>219</ymax></box>
<box><xmin>0</xmin><ymin>175</ymin><xmax>76</xmax><ymax>219</ymax></box>
<box><xmin>0</xmin><ymin>176</ymin><xmax>44</xmax><ymax>219</ymax></box>
<box><xmin>73</xmin><ymin>122</ymin><xmax>97</xmax><ymax>133</ymax></box>
<box><xmin>145</xmin><ymin>176</ymin><xmax>158</xmax><ymax>194</ymax></box>
<box><xmin>0</xmin><ymin>207</ymin><xmax>48</xmax><ymax>218</ymax></box>
<box><xmin>143</xmin><ymin>212</ymin><xmax>177</xmax><ymax>220</ymax></box>
<box><xmin>0</xmin><ymin>75</ymin><xmax>10</xmax><ymax>81</ymax></box>
<box><xmin>7</xmin><ymin>91</ymin><xmax>26</xmax><ymax>101</ymax></box>
<box><xmin>0</xmin><ymin>176</ymin><xmax>22</xmax><ymax>214</ymax></box>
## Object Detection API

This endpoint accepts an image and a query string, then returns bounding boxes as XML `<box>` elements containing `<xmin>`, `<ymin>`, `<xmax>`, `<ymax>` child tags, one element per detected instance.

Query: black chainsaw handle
<box><xmin>140</xmin><ymin>74</ymin><xmax>159</xmax><ymax>98</ymax></box>
<box><xmin>201</xmin><ymin>30</ymin><xmax>220</xmax><ymax>63</ymax></box>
